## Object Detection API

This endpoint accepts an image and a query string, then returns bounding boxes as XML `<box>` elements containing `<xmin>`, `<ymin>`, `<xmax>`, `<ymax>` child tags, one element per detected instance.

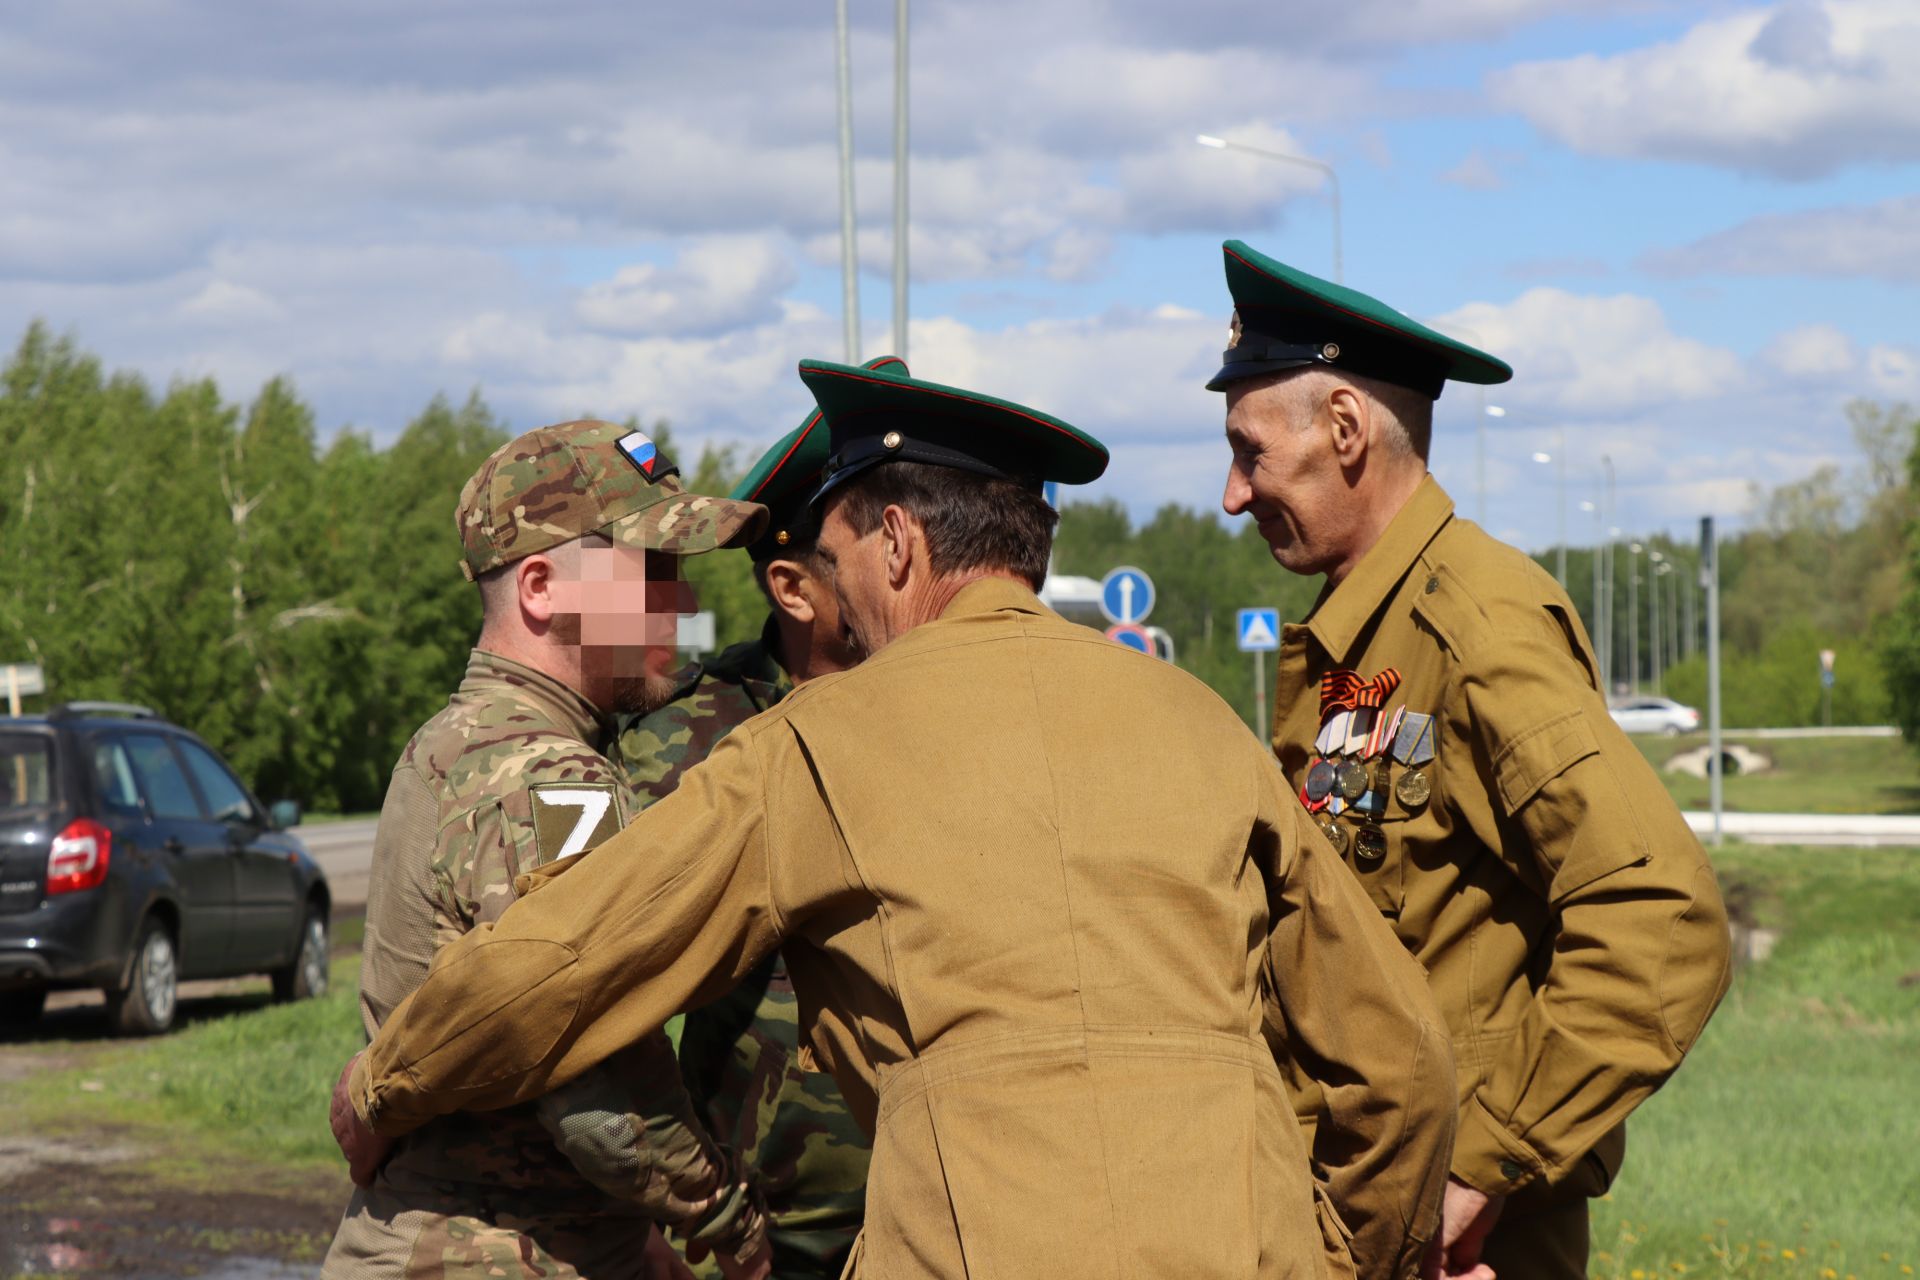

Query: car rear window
<box><xmin>0</xmin><ymin>734</ymin><xmax>54</xmax><ymax>813</ymax></box>
<box><xmin>123</xmin><ymin>734</ymin><xmax>204</xmax><ymax>821</ymax></box>
<box><xmin>91</xmin><ymin>737</ymin><xmax>145</xmax><ymax>815</ymax></box>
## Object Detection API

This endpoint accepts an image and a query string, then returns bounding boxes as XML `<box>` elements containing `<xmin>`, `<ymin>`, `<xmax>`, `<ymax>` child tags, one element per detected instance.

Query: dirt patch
<box><xmin>0</xmin><ymin>1157</ymin><xmax>344</xmax><ymax>1278</ymax></box>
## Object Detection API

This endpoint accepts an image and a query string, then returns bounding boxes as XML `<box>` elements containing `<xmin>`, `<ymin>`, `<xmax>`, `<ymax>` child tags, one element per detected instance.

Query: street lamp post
<box><xmin>833</xmin><ymin>0</ymin><xmax>861</xmax><ymax>361</ymax></box>
<box><xmin>1627</xmin><ymin>541</ymin><xmax>1643</xmax><ymax>693</ymax></box>
<box><xmin>1492</xmin><ymin>405</ymin><xmax>1567</xmax><ymax>586</ymax></box>
<box><xmin>891</xmin><ymin>0</ymin><xmax>909</xmax><ymax>359</ymax></box>
<box><xmin>1601</xmin><ymin>457</ymin><xmax>1616</xmax><ymax>692</ymax></box>
<box><xmin>1648</xmin><ymin>551</ymin><xmax>1665</xmax><ymax>694</ymax></box>
<box><xmin>1196</xmin><ymin>134</ymin><xmax>1342</xmax><ymax>283</ymax></box>
<box><xmin>1581</xmin><ymin>498</ymin><xmax>1602</xmax><ymax>662</ymax></box>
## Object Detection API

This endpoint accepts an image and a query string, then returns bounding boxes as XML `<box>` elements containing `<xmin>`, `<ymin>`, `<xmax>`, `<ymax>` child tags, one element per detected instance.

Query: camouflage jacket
<box><xmin>333</xmin><ymin>650</ymin><xmax>752</xmax><ymax>1279</ymax></box>
<box><xmin>617</xmin><ymin>623</ymin><xmax>871</xmax><ymax>1278</ymax></box>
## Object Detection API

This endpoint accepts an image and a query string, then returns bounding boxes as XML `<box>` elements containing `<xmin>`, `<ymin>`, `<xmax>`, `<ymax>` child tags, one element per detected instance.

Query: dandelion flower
<box><xmin>1784</xmin><ymin>1250</ymin><xmax>1798</xmax><ymax>1260</ymax></box>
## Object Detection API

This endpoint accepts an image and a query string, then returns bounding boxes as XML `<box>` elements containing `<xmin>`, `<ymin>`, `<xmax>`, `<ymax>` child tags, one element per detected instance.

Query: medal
<box><xmin>1391</xmin><ymin>712</ymin><xmax>1436</xmax><ymax>767</ymax></box>
<box><xmin>1395</xmin><ymin>768</ymin><xmax>1431</xmax><ymax>808</ymax></box>
<box><xmin>1318</xmin><ymin>815</ymin><xmax>1348</xmax><ymax>855</ymax></box>
<box><xmin>1354</xmin><ymin>824</ymin><xmax>1387</xmax><ymax>861</ymax></box>
<box><xmin>1336</xmin><ymin>761</ymin><xmax>1369</xmax><ymax>801</ymax></box>
<box><xmin>1306</xmin><ymin>759</ymin><xmax>1336</xmax><ymax>802</ymax></box>
<box><xmin>1358</xmin><ymin>767</ymin><xmax>1389</xmax><ymax>819</ymax></box>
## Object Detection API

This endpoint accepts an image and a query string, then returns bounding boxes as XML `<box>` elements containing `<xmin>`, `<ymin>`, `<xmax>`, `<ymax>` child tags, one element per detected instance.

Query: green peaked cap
<box><xmin>798</xmin><ymin>357</ymin><xmax>1109</xmax><ymax>508</ymax></box>
<box><xmin>730</xmin><ymin>354</ymin><xmax>907</xmax><ymax>559</ymax></box>
<box><xmin>1207</xmin><ymin>239</ymin><xmax>1512</xmax><ymax>398</ymax></box>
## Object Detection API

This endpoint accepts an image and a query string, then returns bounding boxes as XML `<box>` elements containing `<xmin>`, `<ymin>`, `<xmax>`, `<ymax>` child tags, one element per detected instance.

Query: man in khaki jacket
<box><xmin>333</xmin><ymin>358</ymin><xmax>1458</xmax><ymax>1280</ymax></box>
<box><xmin>1205</xmin><ymin>240</ymin><xmax>1733</xmax><ymax>1280</ymax></box>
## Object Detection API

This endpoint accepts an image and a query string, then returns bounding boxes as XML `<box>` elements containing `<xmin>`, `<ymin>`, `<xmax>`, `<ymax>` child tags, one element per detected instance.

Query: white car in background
<box><xmin>1608</xmin><ymin>696</ymin><xmax>1701</xmax><ymax>736</ymax></box>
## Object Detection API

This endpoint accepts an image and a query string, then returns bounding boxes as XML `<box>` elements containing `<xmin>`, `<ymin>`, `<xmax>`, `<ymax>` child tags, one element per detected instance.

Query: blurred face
<box><xmin>546</xmin><ymin>542</ymin><xmax>695</xmax><ymax>711</ymax></box>
<box><xmin>1221</xmin><ymin>374</ymin><xmax>1353</xmax><ymax>578</ymax></box>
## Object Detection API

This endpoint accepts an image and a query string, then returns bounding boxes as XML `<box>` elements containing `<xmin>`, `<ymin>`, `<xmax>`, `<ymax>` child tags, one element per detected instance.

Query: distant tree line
<box><xmin>4</xmin><ymin>325</ymin><xmax>1914</xmax><ymax>814</ymax></box>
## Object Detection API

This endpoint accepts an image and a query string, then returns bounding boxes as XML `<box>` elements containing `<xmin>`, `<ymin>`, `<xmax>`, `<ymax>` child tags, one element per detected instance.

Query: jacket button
<box><xmin>1499</xmin><ymin>1159</ymin><xmax>1525</xmax><ymax>1180</ymax></box>
<box><xmin>1425</xmin><ymin>575</ymin><xmax>1440</xmax><ymax>594</ymax></box>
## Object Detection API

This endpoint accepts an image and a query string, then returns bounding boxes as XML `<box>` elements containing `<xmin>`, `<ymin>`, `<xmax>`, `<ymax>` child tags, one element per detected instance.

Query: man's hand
<box><xmin>714</xmin><ymin>1239</ymin><xmax>772</xmax><ymax>1280</ymax></box>
<box><xmin>328</xmin><ymin>1052</ymin><xmax>394</xmax><ymax>1187</ymax></box>
<box><xmin>1422</xmin><ymin>1177</ymin><xmax>1504</xmax><ymax>1280</ymax></box>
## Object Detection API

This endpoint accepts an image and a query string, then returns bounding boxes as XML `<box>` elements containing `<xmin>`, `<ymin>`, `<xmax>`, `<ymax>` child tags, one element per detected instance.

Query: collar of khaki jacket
<box><xmin>931</xmin><ymin>574</ymin><xmax>1049</xmax><ymax>627</ymax></box>
<box><xmin>465</xmin><ymin>647</ymin><xmax>613</xmax><ymax>747</ymax></box>
<box><xmin>1305</xmin><ymin>474</ymin><xmax>1454</xmax><ymax>663</ymax></box>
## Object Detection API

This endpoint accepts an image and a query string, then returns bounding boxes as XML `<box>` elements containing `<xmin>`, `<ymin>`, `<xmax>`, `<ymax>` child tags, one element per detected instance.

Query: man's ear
<box><xmin>880</xmin><ymin>503</ymin><xmax>918</xmax><ymax>589</ymax></box>
<box><xmin>518</xmin><ymin>554</ymin><xmax>557</xmax><ymax>625</ymax></box>
<box><xmin>764</xmin><ymin>559</ymin><xmax>817</xmax><ymax>624</ymax></box>
<box><xmin>1326</xmin><ymin>384</ymin><xmax>1371</xmax><ymax>468</ymax></box>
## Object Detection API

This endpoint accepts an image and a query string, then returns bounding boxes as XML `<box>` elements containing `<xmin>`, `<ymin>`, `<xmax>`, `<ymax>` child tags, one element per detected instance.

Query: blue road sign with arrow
<box><xmin>1100</xmin><ymin>566</ymin><xmax>1155</xmax><ymax>626</ymax></box>
<box><xmin>1237</xmin><ymin>607</ymin><xmax>1281</xmax><ymax>652</ymax></box>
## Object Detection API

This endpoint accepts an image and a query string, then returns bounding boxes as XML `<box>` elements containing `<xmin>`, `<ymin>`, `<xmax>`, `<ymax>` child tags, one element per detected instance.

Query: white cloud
<box><xmin>1437</xmin><ymin>288</ymin><xmax>1743</xmax><ymax>414</ymax></box>
<box><xmin>177</xmin><ymin>279</ymin><xmax>283</xmax><ymax>323</ymax></box>
<box><xmin>1439</xmin><ymin>150</ymin><xmax>1506</xmax><ymax>190</ymax></box>
<box><xmin>1490</xmin><ymin>0</ymin><xmax>1920</xmax><ymax>177</ymax></box>
<box><xmin>1866</xmin><ymin>344</ymin><xmax>1920</xmax><ymax>398</ymax></box>
<box><xmin>1641</xmin><ymin>195</ymin><xmax>1920</xmax><ymax>282</ymax></box>
<box><xmin>576</xmin><ymin>237</ymin><xmax>797</xmax><ymax>338</ymax></box>
<box><xmin>1762</xmin><ymin>324</ymin><xmax>1858</xmax><ymax>377</ymax></box>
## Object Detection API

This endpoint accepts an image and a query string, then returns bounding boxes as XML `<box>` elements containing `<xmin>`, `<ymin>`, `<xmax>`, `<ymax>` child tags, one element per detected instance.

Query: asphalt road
<box><xmin>290</xmin><ymin>818</ymin><xmax>380</xmax><ymax>913</ymax></box>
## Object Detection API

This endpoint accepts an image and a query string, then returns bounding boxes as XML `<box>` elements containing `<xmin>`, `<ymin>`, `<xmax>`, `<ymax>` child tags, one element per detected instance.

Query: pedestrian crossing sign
<box><xmin>1237</xmin><ymin>607</ymin><xmax>1280</xmax><ymax>652</ymax></box>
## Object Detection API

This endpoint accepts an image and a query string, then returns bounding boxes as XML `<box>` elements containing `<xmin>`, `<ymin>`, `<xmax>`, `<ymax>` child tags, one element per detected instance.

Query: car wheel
<box><xmin>272</xmin><ymin>905</ymin><xmax>329</xmax><ymax>1003</ymax></box>
<box><xmin>0</xmin><ymin>988</ymin><xmax>46</xmax><ymax>1027</ymax></box>
<box><xmin>107</xmin><ymin>917</ymin><xmax>178</xmax><ymax>1036</ymax></box>
<box><xmin>1662</xmin><ymin>723</ymin><xmax>1683</xmax><ymax>737</ymax></box>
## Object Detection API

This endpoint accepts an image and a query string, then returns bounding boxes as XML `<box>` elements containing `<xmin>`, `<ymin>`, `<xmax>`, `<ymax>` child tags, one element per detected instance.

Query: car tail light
<box><xmin>48</xmin><ymin>818</ymin><xmax>112</xmax><ymax>895</ymax></box>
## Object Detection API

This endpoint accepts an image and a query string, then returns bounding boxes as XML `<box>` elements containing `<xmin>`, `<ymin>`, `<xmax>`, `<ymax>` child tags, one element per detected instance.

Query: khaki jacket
<box><xmin>352</xmin><ymin>580</ymin><xmax>1456</xmax><ymax>1280</ymax></box>
<box><xmin>1271</xmin><ymin>477</ymin><xmax>1732</xmax><ymax>1203</ymax></box>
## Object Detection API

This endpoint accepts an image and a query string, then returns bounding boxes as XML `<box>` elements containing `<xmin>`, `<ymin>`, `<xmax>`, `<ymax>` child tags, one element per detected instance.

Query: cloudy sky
<box><xmin>5</xmin><ymin>0</ymin><xmax>1917</xmax><ymax>550</ymax></box>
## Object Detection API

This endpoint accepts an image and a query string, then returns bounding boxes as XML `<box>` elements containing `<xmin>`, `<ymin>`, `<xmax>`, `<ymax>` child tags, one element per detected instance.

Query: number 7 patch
<box><xmin>528</xmin><ymin>782</ymin><xmax>623</xmax><ymax>864</ymax></box>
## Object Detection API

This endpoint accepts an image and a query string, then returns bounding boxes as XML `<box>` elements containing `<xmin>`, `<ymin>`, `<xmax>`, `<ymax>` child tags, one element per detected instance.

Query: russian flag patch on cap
<box><xmin>616</xmin><ymin>430</ymin><xmax>665</xmax><ymax>479</ymax></box>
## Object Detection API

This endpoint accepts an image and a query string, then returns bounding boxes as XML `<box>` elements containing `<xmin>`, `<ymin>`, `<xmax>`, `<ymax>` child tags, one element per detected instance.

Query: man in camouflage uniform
<box><xmin>619</xmin><ymin>363</ymin><xmax>900</xmax><ymax>1279</ymax></box>
<box><xmin>322</xmin><ymin>420</ymin><xmax>774</xmax><ymax>1280</ymax></box>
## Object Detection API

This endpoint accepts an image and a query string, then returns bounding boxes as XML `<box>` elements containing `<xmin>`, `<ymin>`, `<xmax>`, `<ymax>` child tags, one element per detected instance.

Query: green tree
<box><xmin>1880</xmin><ymin>404</ymin><xmax>1920</xmax><ymax>742</ymax></box>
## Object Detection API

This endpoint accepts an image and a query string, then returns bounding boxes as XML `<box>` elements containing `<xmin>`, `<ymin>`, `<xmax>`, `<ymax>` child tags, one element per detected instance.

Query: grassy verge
<box><xmin>1633</xmin><ymin>734</ymin><xmax>1920</xmax><ymax>815</ymax></box>
<box><xmin>9</xmin><ymin>956</ymin><xmax>366</xmax><ymax>1169</ymax></box>
<box><xmin>296</xmin><ymin>811</ymin><xmax>381</xmax><ymax>825</ymax></box>
<box><xmin>1591</xmin><ymin>843</ymin><xmax>1920</xmax><ymax>1278</ymax></box>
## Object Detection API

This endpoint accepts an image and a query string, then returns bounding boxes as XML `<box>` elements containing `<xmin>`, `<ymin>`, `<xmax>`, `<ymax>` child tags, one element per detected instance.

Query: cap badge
<box><xmin>1227</xmin><ymin>310</ymin><xmax>1243</xmax><ymax>351</ymax></box>
<box><xmin>616</xmin><ymin>430</ymin><xmax>663</xmax><ymax>478</ymax></box>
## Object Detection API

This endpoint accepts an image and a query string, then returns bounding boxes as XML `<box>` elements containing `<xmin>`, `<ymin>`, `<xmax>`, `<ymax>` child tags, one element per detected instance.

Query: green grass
<box><xmin>1632</xmin><ymin>734</ymin><xmax>1920</xmax><ymax>815</ymax></box>
<box><xmin>1591</xmin><ymin>844</ymin><xmax>1920</xmax><ymax>1279</ymax></box>
<box><xmin>297</xmin><ymin>811</ymin><xmax>381</xmax><ymax>825</ymax></box>
<box><xmin>11</xmin><ymin>956</ymin><xmax>366</xmax><ymax>1168</ymax></box>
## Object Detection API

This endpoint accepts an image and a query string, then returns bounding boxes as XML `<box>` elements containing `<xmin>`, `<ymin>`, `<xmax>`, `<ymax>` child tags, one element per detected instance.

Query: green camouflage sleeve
<box><xmin>437</xmin><ymin>746</ymin><xmax>760</xmax><ymax>1242</ymax></box>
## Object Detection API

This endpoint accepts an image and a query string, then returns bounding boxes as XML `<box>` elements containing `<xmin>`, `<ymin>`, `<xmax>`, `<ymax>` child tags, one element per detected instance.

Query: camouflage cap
<box><xmin>456</xmin><ymin>420</ymin><xmax>768</xmax><ymax>581</ymax></box>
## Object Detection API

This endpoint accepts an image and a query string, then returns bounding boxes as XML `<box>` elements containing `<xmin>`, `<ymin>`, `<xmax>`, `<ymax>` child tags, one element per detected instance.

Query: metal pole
<box><xmin>1627</xmin><ymin>543</ymin><xmax>1641</xmax><ymax>694</ymax></box>
<box><xmin>1649</xmin><ymin>558</ymin><xmax>1663</xmax><ymax>694</ymax></box>
<box><xmin>1326</xmin><ymin>168</ymin><xmax>1343</xmax><ymax>285</ymax></box>
<box><xmin>1666</xmin><ymin>566</ymin><xmax>1679</xmax><ymax>673</ymax></box>
<box><xmin>891</xmin><ymin>0</ymin><xmax>909</xmax><ymax>359</ymax></box>
<box><xmin>5</xmin><ymin>666</ymin><xmax>17</xmax><ymax>719</ymax></box>
<box><xmin>1587</xmin><ymin>503</ymin><xmax>1603</xmax><ymax>665</ymax></box>
<box><xmin>1254</xmin><ymin>652</ymin><xmax>1267</xmax><ymax>745</ymax></box>
<box><xmin>1601</xmin><ymin>457</ymin><xmax>1615</xmax><ymax>693</ymax></box>
<box><xmin>1683</xmin><ymin>562</ymin><xmax>1697</xmax><ymax>659</ymax></box>
<box><xmin>1702</xmin><ymin>517</ymin><xmax>1723</xmax><ymax>845</ymax></box>
<box><xmin>834</xmin><ymin>0</ymin><xmax>861</xmax><ymax>362</ymax></box>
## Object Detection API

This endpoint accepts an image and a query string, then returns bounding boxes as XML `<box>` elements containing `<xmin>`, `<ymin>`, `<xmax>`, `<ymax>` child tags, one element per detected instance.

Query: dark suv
<box><xmin>0</xmin><ymin>703</ymin><xmax>330</xmax><ymax>1035</ymax></box>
